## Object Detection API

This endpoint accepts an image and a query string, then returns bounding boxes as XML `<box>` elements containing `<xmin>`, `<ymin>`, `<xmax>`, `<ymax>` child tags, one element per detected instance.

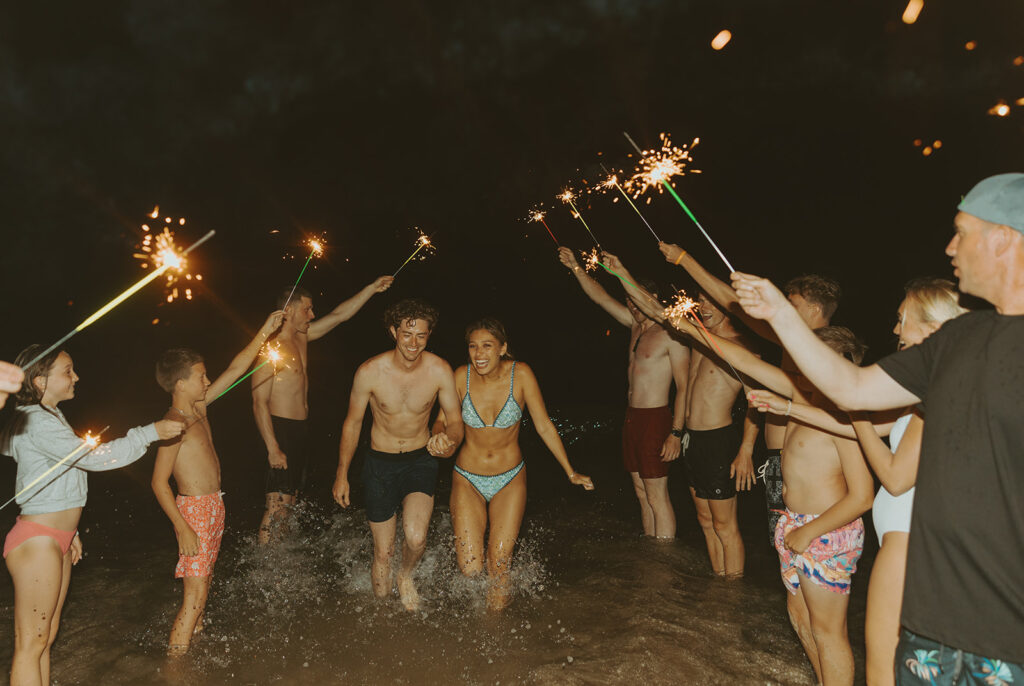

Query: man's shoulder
<box><xmin>421</xmin><ymin>351</ymin><xmax>454</xmax><ymax>374</ymax></box>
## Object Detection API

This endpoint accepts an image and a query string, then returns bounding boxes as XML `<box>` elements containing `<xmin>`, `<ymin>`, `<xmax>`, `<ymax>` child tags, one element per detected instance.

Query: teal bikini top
<box><xmin>461</xmin><ymin>361</ymin><xmax>523</xmax><ymax>429</ymax></box>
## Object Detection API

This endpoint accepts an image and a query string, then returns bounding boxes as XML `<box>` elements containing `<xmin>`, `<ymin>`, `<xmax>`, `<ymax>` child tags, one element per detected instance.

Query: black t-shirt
<box><xmin>877</xmin><ymin>310</ymin><xmax>1024</xmax><ymax>662</ymax></box>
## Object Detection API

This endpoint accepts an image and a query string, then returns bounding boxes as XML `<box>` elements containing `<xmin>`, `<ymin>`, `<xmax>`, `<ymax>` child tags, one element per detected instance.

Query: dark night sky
<box><xmin>1</xmin><ymin>0</ymin><xmax>1021</xmax><ymax>430</ymax></box>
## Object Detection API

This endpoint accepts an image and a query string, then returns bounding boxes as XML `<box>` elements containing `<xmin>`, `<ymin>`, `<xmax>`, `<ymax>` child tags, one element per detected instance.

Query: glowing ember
<box><xmin>711</xmin><ymin>30</ymin><xmax>732</xmax><ymax>50</ymax></box>
<box><xmin>582</xmin><ymin>248</ymin><xmax>601</xmax><ymax>273</ymax></box>
<box><xmin>529</xmin><ymin>209</ymin><xmax>546</xmax><ymax>222</ymax></box>
<box><xmin>83</xmin><ymin>432</ymin><xmax>100</xmax><ymax>447</ymax></box>
<box><xmin>663</xmin><ymin>292</ymin><xmax>701</xmax><ymax>324</ymax></box>
<box><xmin>624</xmin><ymin>133</ymin><xmax>701</xmax><ymax>198</ymax></box>
<box><xmin>988</xmin><ymin>100</ymin><xmax>1011</xmax><ymax>117</ymax></box>
<box><xmin>135</xmin><ymin>209</ymin><xmax>201</xmax><ymax>303</ymax></box>
<box><xmin>901</xmin><ymin>0</ymin><xmax>923</xmax><ymax>24</ymax></box>
<box><xmin>308</xmin><ymin>238</ymin><xmax>325</xmax><ymax>257</ymax></box>
<box><xmin>965</xmin><ymin>41</ymin><xmax>977</xmax><ymax>51</ymax></box>
<box><xmin>1014</xmin><ymin>56</ymin><xmax>1024</xmax><ymax>67</ymax></box>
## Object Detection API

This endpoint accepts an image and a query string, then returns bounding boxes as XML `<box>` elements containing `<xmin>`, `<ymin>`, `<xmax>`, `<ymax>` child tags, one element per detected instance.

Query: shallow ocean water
<box><xmin>0</xmin><ymin>409</ymin><xmax>871</xmax><ymax>685</ymax></box>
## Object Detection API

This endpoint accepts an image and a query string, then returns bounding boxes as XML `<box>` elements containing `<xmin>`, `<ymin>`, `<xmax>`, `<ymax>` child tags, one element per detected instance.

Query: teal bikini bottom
<box><xmin>453</xmin><ymin>461</ymin><xmax>525</xmax><ymax>502</ymax></box>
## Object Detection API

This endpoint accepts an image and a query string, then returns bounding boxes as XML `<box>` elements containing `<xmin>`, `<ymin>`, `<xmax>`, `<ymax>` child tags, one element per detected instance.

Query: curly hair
<box><xmin>814</xmin><ymin>326</ymin><xmax>866</xmax><ymax>365</ymax></box>
<box><xmin>155</xmin><ymin>348</ymin><xmax>204</xmax><ymax>393</ymax></box>
<box><xmin>384</xmin><ymin>298</ymin><xmax>439</xmax><ymax>332</ymax></box>
<box><xmin>785</xmin><ymin>274</ymin><xmax>842</xmax><ymax>321</ymax></box>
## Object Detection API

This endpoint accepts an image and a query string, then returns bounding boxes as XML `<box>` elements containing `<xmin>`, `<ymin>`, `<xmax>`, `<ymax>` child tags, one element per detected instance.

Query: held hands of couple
<box><xmin>427</xmin><ymin>432</ymin><xmax>456</xmax><ymax>458</ymax></box>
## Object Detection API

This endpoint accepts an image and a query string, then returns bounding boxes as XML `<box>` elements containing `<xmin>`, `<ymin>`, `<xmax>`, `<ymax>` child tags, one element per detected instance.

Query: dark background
<box><xmin>1</xmin><ymin>0</ymin><xmax>1021</xmax><ymax>444</ymax></box>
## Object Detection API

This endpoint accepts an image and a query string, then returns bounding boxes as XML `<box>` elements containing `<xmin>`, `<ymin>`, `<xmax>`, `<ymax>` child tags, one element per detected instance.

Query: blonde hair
<box><xmin>904</xmin><ymin>278</ymin><xmax>968</xmax><ymax>325</ymax></box>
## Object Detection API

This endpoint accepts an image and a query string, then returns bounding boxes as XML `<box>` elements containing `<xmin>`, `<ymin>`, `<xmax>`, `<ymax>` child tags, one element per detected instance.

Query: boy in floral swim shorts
<box><xmin>151</xmin><ymin>310</ymin><xmax>283</xmax><ymax>655</ymax></box>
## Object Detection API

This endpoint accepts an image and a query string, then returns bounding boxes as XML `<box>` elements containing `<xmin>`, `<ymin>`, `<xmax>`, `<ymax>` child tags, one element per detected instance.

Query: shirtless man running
<box><xmin>332</xmin><ymin>299</ymin><xmax>464</xmax><ymax>610</ymax></box>
<box><xmin>253</xmin><ymin>277</ymin><xmax>392</xmax><ymax>544</ymax></box>
<box><xmin>559</xmin><ymin>247</ymin><xmax>689</xmax><ymax>538</ymax></box>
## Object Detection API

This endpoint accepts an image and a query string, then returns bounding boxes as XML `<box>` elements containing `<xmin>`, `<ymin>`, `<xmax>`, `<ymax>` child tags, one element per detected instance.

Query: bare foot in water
<box><xmin>397</xmin><ymin>572</ymin><xmax>420</xmax><ymax>611</ymax></box>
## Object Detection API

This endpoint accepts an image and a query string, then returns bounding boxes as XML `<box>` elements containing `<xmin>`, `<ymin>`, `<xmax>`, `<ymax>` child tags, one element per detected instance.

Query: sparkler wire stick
<box><xmin>281</xmin><ymin>245</ymin><xmax>319</xmax><ymax>313</ymax></box>
<box><xmin>0</xmin><ymin>427</ymin><xmax>110</xmax><ymax>512</ymax></box>
<box><xmin>622</xmin><ymin>132</ymin><xmax>734</xmax><ymax>273</ymax></box>
<box><xmin>686</xmin><ymin>313</ymin><xmax>750</xmax><ymax>394</ymax></box>
<box><xmin>393</xmin><ymin>236</ymin><xmax>432</xmax><ymax>277</ymax></box>
<box><xmin>600</xmin><ymin>164</ymin><xmax>661</xmax><ymax>242</ymax></box>
<box><xmin>213</xmin><ymin>359</ymin><xmax>271</xmax><ymax>402</ymax></box>
<box><xmin>537</xmin><ymin>216</ymin><xmax>559</xmax><ymax>245</ymax></box>
<box><xmin>566</xmin><ymin>199</ymin><xmax>601</xmax><ymax>248</ymax></box>
<box><xmin>23</xmin><ymin>230</ymin><xmax>217</xmax><ymax>370</ymax></box>
<box><xmin>596</xmin><ymin>262</ymin><xmax>639</xmax><ymax>290</ymax></box>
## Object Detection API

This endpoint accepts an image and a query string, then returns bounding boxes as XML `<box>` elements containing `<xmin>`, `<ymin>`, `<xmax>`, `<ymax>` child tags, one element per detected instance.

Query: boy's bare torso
<box><xmin>365</xmin><ymin>352</ymin><xmax>444</xmax><ymax>453</ymax></box>
<box><xmin>169</xmin><ymin>404</ymin><xmax>222</xmax><ymax>496</ymax></box>
<box><xmin>781</xmin><ymin>390</ymin><xmax>850</xmax><ymax>514</ymax></box>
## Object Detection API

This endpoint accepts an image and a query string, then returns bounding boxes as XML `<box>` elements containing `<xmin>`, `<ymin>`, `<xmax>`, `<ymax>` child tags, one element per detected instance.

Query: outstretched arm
<box><xmin>520</xmin><ymin>363</ymin><xmax>593</xmax><ymax>490</ymax></box>
<box><xmin>308</xmin><ymin>276</ymin><xmax>394</xmax><ymax>341</ymax></box>
<box><xmin>748</xmin><ymin>389</ymin><xmax>905</xmax><ymax>439</ymax></box>
<box><xmin>668</xmin><ymin>315</ymin><xmax>795</xmax><ymax>398</ymax></box>
<box><xmin>207</xmin><ymin>310</ymin><xmax>284</xmax><ymax>401</ymax></box>
<box><xmin>557</xmin><ymin>247</ymin><xmax>633</xmax><ymax>327</ymax></box>
<box><xmin>659</xmin><ymin>243</ymin><xmax>776</xmax><ymax>341</ymax></box>
<box><xmin>851</xmin><ymin>412</ymin><xmax>922</xmax><ymax>495</ymax></box>
<box><xmin>332</xmin><ymin>366</ymin><xmax>372</xmax><ymax>507</ymax></box>
<box><xmin>732</xmin><ymin>272</ymin><xmax>918</xmax><ymax>410</ymax></box>
<box><xmin>783</xmin><ymin>436</ymin><xmax>874</xmax><ymax>553</ymax></box>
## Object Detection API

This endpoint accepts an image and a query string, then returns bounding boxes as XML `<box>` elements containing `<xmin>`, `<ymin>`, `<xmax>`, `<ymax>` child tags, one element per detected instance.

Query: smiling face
<box><xmin>467</xmin><ymin>328</ymin><xmax>507</xmax><ymax>376</ymax></box>
<box><xmin>36</xmin><ymin>352</ymin><xmax>78</xmax><ymax>406</ymax></box>
<box><xmin>696</xmin><ymin>293</ymin><xmax>726</xmax><ymax>328</ymax></box>
<box><xmin>391</xmin><ymin>318</ymin><xmax>432</xmax><ymax>362</ymax></box>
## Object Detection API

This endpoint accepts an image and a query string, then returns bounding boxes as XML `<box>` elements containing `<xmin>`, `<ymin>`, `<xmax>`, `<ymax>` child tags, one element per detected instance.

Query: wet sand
<box><xmin>0</xmin><ymin>408</ymin><xmax>872</xmax><ymax>685</ymax></box>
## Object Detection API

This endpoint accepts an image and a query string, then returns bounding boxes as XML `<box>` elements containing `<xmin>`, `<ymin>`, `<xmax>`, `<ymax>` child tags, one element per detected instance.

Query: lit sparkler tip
<box><xmin>308</xmin><ymin>239</ymin><xmax>324</xmax><ymax>256</ymax></box>
<box><xmin>582</xmin><ymin>248</ymin><xmax>601</xmax><ymax>273</ymax></box>
<box><xmin>558</xmin><ymin>189</ymin><xmax>576</xmax><ymax>204</ymax></box>
<box><xmin>529</xmin><ymin>210</ymin><xmax>546</xmax><ymax>222</ymax></box>
<box><xmin>84</xmin><ymin>433</ymin><xmax>100</xmax><ymax>447</ymax></box>
<box><xmin>149</xmin><ymin>205</ymin><xmax>160</xmax><ymax>219</ymax></box>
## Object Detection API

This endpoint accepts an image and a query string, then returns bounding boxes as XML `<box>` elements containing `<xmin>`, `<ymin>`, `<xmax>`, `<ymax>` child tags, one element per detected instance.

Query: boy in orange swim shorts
<box><xmin>151</xmin><ymin>311</ymin><xmax>282</xmax><ymax>655</ymax></box>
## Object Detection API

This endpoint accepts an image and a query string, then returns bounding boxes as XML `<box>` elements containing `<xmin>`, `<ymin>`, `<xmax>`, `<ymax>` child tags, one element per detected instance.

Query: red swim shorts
<box><xmin>622</xmin><ymin>406</ymin><xmax>673</xmax><ymax>479</ymax></box>
<box><xmin>174</xmin><ymin>491</ymin><xmax>226</xmax><ymax>578</ymax></box>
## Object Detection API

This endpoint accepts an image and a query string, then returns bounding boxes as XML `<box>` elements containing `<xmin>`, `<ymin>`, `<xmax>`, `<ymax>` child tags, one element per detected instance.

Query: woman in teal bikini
<box><xmin>438</xmin><ymin>318</ymin><xmax>593</xmax><ymax>610</ymax></box>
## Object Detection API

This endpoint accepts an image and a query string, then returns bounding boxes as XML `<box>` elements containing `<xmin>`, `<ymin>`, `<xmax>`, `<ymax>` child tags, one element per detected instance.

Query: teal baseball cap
<box><xmin>958</xmin><ymin>173</ymin><xmax>1024</xmax><ymax>234</ymax></box>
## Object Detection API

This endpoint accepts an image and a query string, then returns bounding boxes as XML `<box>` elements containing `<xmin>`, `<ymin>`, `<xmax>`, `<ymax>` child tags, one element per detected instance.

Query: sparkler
<box><xmin>23</xmin><ymin>230</ymin><xmax>216</xmax><ymax>370</ymax></box>
<box><xmin>0</xmin><ymin>428</ymin><xmax>109</xmax><ymax>513</ymax></box>
<box><xmin>663</xmin><ymin>292</ymin><xmax>749</xmax><ymax>392</ymax></box>
<box><xmin>623</xmin><ymin>131</ymin><xmax>735</xmax><ymax>273</ymax></box>
<box><xmin>528</xmin><ymin>209</ymin><xmax>559</xmax><ymax>245</ymax></box>
<box><xmin>281</xmin><ymin>237</ymin><xmax>326</xmax><ymax>312</ymax></box>
<box><xmin>212</xmin><ymin>344</ymin><xmax>283</xmax><ymax>403</ymax></box>
<box><xmin>597</xmin><ymin>165</ymin><xmax>661</xmax><ymax>242</ymax></box>
<box><xmin>559</xmin><ymin>189</ymin><xmax>601</xmax><ymax>248</ymax></box>
<box><xmin>136</xmin><ymin>209</ymin><xmax>202</xmax><ymax>303</ymax></box>
<box><xmin>393</xmin><ymin>232</ymin><xmax>434</xmax><ymax>278</ymax></box>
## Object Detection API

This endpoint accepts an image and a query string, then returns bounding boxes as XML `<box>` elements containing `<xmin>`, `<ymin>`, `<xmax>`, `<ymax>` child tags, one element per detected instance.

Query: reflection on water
<box><xmin>0</xmin><ymin>409</ymin><xmax>868</xmax><ymax>685</ymax></box>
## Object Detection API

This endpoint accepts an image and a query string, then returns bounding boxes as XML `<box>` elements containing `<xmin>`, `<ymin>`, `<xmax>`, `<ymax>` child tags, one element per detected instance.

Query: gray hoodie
<box><xmin>6</xmin><ymin>404</ymin><xmax>159</xmax><ymax>515</ymax></box>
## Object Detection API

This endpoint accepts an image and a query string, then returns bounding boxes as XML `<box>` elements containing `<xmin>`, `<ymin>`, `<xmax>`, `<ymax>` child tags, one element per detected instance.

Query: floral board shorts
<box><xmin>774</xmin><ymin>508</ymin><xmax>864</xmax><ymax>595</ymax></box>
<box><xmin>174</xmin><ymin>491</ymin><xmax>226</xmax><ymax>578</ymax></box>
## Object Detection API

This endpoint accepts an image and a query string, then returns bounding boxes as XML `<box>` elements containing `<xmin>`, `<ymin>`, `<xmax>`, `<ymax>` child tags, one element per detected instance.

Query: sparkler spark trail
<box><xmin>23</xmin><ymin>230</ymin><xmax>216</xmax><ymax>370</ymax></box>
<box><xmin>212</xmin><ymin>344</ymin><xmax>283</xmax><ymax>403</ymax></box>
<box><xmin>281</xmin><ymin>236</ymin><xmax>326</xmax><ymax>313</ymax></box>
<box><xmin>663</xmin><ymin>292</ymin><xmax>749</xmax><ymax>392</ymax></box>
<box><xmin>597</xmin><ymin>165</ymin><xmax>661</xmax><ymax>242</ymax></box>
<box><xmin>137</xmin><ymin>212</ymin><xmax>202</xmax><ymax>303</ymax></box>
<box><xmin>559</xmin><ymin>189</ymin><xmax>601</xmax><ymax>248</ymax></box>
<box><xmin>623</xmin><ymin>131</ymin><xmax>734</xmax><ymax>273</ymax></box>
<box><xmin>393</xmin><ymin>231</ymin><xmax>435</xmax><ymax>277</ymax></box>
<box><xmin>0</xmin><ymin>428</ymin><xmax>110</xmax><ymax>512</ymax></box>
<box><xmin>528</xmin><ymin>209</ymin><xmax>559</xmax><ymax>245</ymax></box>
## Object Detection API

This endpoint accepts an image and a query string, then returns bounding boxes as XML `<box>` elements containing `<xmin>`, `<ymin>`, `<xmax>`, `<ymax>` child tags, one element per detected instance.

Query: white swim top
<box><xmin>872</xmin><ymin>413</ymin><xmax>915</xmax><ymax>545</ymax></box>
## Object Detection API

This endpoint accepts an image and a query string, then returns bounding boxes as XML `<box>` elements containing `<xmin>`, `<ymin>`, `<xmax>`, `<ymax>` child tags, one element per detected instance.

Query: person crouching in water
<box><xmin>436</xmin><ymin>318</ymin><xmax>594</xmax><ymax>610</ymax></box>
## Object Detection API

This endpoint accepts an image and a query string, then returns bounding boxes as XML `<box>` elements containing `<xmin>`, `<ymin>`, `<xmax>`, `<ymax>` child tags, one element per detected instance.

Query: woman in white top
<box><xmin>749</xmin><ymin>278</ymin><xmax>967</xmax><ymax>686</ymax></box>
<box><xmin>3</xmin><ymin>345</ymin><xmax>182</xmax><ymax>686</ymax></box>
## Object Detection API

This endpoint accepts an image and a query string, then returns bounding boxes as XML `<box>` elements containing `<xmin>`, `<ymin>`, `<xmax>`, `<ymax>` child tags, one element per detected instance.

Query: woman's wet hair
<box><xmin>903</xmin><ymin>277</ymin><xmax>968</xmax><ymax>325</ymax></box>
<box><xmin>465</xmin><ymin>318</ymin><xmax>513</xmax><ymax>359</ymax></box>
<box><xmin>11</xmin><ymin>345</ymin><xmax>64</xmax><ymax>407</ymax></box>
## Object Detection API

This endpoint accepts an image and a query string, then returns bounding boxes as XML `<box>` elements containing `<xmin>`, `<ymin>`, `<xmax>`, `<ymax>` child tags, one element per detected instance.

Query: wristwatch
<box><xmin>670</xmin><ymin>428</ymin><xmax>684</xmax><ymax>438</ymax></box>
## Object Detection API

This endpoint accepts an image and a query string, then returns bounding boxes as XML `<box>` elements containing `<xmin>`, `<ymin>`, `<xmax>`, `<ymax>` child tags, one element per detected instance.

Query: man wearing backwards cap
<box><xmin>729</xmin><ymin>173</ymin><xmax>1024</xmax><ymax>684</ymax></box>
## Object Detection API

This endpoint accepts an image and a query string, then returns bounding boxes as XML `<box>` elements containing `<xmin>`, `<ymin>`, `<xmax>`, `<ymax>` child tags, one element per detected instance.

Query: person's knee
<box><xmin>404</xmin><ymin>527</ymin><xmax>428</xmax><ymax>552</ymax></box>
<box><xmin>15</xmin><ymin>627</ymin><xmax>50</xmax><ymax>655</ymax></box>
<box><xmin>711</xmin><ymin>515</ymin><xmax>738</xmax><ymax>537</ymax></box>
<box><xmin>695</xmin><ymin>508</ymin><xmax>714</xmax><ymax>530</ymax></box>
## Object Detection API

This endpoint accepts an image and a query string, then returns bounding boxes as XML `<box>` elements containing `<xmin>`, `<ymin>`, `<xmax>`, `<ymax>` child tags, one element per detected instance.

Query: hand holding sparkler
<box><xmin>557</xmin><ymin>246</ymin><xmax>584</xmax><ymax>275</ymax></box>
<box><xmin>731</xmin><ymin>272</ymin><xmax>789</xmax><ymax>322</ymax></box>
<box><xmin>659</xmin><ymin>242</ymin><xmax>687</xmax><ymax>265</ymax></box>
<box><xmin>371</xmin><ymin>276</ymin><xmax>395</xmax><ymax>293</ymax></box>
<box><xmin>155</xmin><ymin>419</ymin><xmax>188</xmax><ymax>439</ymax></box>
<box><xmin>0</xmin><ymin>361</ymin><xmax>24</xmax><ymax>410</ymax></box>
